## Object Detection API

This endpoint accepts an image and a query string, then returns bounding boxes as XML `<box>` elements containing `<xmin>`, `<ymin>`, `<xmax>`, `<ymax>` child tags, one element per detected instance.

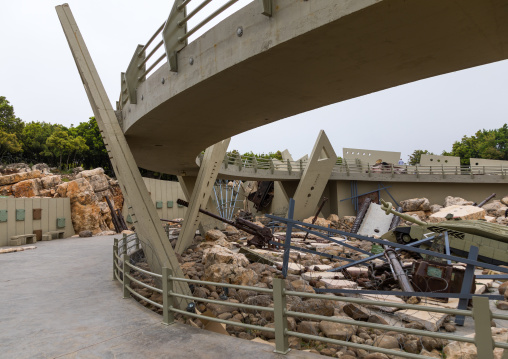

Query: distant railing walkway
<box><xmin>215</xmin><ymin>154</ymin><xmax>508</xmax><ymax>179</ymax></box>
<box><xmin>114</xmin><ymin>234</ymin><xmax>506</xmax><ymax>359</ymax></box>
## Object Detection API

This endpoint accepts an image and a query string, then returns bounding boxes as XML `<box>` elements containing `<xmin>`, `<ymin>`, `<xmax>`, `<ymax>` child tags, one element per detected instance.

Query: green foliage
<box><xmin>407</xmin><ymin>149</ymin><xmax>434</xmax><ymax>166</ymax></box>
<box><xmin>0</xmin><ymin>129</ymin><xmax>22</xmax><ymax>156</ymax></box>
<box><xmin>227</xmin><ymin>150</ymin><xmax>283</xmax><ymax>161</ymax></box>
<box><xmin>445</xmin><ymin>124</ymin><xmax>508</xmax><ymax>165</ymax></box>
<box><xmin>74</xmin><ymin>117</ymin><xmax>107</xmax><ymax>169</ymax></box>
<box><xmin>0</xmin><ymin>96</ymin><xmax>24</xmax><ymax>139</ymax></box>
<box><xmin>21</xmin><ymin>122</ymin><xmax>59</xmax><ymax>161</ymax></box>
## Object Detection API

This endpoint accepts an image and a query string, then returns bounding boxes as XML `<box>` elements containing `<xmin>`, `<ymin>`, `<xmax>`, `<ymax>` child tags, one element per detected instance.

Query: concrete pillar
<box><xmin>55</xmin><ymin>4</ymin><xmax>191</xmax><ymax>304</ymax></box>
<box><xmin>175</xmin><ymin>139</ymin><xmax>230</xmax><ymax>254</ymax></box>
<box><xmin>292</xmin><ymin>130</ymin><xmax>337</xmax><ymax>220</ymax></box>
<box><xmin>177</xmin><ymin>175</ymin><xmax>224</xmax><ymax>235</ymax></box>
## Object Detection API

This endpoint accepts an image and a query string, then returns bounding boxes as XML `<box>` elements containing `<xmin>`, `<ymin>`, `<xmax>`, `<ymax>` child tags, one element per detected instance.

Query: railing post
<box><xmin>456</xmin><ymin>246</ymin><xmax>478</xmax><ymax>325</ymax></box>
<box><xmin>122</xmin><ymin>233</ymin><xmax>127</xmax><ymax>255</ymax></box>
<box><xmin>273</xmin><ymin>277</ymin><xmax>290</xmax><ymax>354</ymax></box>
<box><xmin>472</xmin><ymin>296</ymin><xmax>494</xmax><ymax>359</ymax></box>
<box><xmin>122</xmin><ymin>253</ymin><xmax>130</xmax><ymax>299</ymax></box>
<box><xmin>162</xmin><ymin>267</ymin><xmax>175</xmax><ymax>325</ymax></box>
<box><xmin>287</xmin><ymin>159</ymin><xmax>292</xmax><ymax>175</ymax></box>
<box><xmin>113</xmin><ymin>238</ymin><xmax>118</xmax><ymax>281</ymax></box>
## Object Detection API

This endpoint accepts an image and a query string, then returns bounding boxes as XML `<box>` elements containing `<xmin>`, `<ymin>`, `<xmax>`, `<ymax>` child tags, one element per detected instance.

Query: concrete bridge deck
<box><xmin>121</xmin><ymin>0</ymin><xmax>508</xmax><ymax>178</ymax></box>
<box><xmin>0</xmin><ymin>235</ymin><xmax>318</xmax><ymax>359</ymax></box>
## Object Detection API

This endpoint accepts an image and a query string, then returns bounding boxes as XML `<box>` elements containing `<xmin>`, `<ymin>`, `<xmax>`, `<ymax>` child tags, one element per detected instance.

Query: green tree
<box><xmin>45</xmin><ymin>128</ymin><xmax>74</xmax><ymax>169</ymax></box>
<box><xmin>0</xmin><ymin>96</ymin><xmax>24</xmax><ymax>139</ymax></box>
<box><xmin>445</xmin><ymin>124</ymin><xmax>508</xmax><ymax>165</ymax></box>
<box><xmin>21</xmin><ymin>121</ymin><xmax>59</xmax><ymax>163</ymax></box>
<box><xmin>0</xmin><ymin>129</ymin><xmax>22</xmax><ymax>156</ymax></box>
<box><xmin>74</xmin><ymin>117</ymin><xmax>109</xmax><ymax>170</ymax></box>
<box><xmin>69</xmin><ymin>136</ymin><xmax>89</xmax><ymax>167</ymax></box>
<box><xmin>408</xmin><ymin>149</ymin><xmax>434</xmax><ymax>166</ymax></box>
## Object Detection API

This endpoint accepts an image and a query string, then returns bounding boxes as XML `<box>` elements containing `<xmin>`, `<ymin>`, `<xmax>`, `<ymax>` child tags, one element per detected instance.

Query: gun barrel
<box><xmin>380</xmin><ymin>199</ymin><xmax>427</xmax><ymax>226</ymax></box>
<box><xmin>177</xmin><ymin>199</ymin><xmax>236</xmax><ymax>226</ymax></box>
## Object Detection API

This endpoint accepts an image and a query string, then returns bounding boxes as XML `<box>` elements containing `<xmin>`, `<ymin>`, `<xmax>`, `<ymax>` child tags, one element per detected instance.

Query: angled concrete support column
<box><xmin>55</xmin><ymin>4</ymin><xmax>191</xmax><ymax>304</ymax></box>
<box><xmin>292</xmin><ymin>130</ymin><xmax>337</xmax><ymax>220</ymax></box>
<box><xmin>177</xmin><ymin>175</ymin><xmax>224</xmax><ymax>235</ymax></box>
<box><xmin>175</xmin><ymin>139</ymin><xmax>230</xmax><ymax>254</ymax></box>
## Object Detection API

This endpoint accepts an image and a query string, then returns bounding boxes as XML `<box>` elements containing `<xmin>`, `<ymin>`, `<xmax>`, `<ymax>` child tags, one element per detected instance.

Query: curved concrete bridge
<box><xmin>120</xmin><ymin>0</ymin><xmax>508</xmax><ymax>178</ymax></box>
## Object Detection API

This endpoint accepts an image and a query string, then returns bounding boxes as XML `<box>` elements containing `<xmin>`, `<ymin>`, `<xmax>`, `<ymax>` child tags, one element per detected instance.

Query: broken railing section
<box><xmin>265</xmin><ymin>198</ymin><xmax>508</xmax><ymax>325</ymax></box>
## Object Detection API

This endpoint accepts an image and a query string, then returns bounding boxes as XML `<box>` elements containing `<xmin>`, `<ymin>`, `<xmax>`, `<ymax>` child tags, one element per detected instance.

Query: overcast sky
<box><xmin>1</xmin><ymin>0</ymin><xmax>507</xmax><ymax>163</ymax></box>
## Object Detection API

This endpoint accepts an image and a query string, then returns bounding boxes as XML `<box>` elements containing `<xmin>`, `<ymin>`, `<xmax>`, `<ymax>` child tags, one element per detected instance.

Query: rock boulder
<box><xmin>400</xmin><ymin>198</ymin><xmax>430</xmax><ymax>212</ymax></box>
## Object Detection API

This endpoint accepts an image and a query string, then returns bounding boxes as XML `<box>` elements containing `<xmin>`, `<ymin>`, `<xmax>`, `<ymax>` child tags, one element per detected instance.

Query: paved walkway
<box><xmin>0</xmin><ymin>235</ymin><xmax>319</xmax><ymax>359</ymax></box>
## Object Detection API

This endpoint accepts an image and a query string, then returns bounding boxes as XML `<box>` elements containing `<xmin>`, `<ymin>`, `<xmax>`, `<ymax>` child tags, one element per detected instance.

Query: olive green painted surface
<box><xmin>0</xmin><ymin>197</ymin><xmax>73</xmax><ymax>247</ymax></box>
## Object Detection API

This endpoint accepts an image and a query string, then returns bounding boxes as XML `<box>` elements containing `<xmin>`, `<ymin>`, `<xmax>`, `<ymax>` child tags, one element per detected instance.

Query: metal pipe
<box><xmin>177</xmin><ymin>0</ymin><xmax>193</xmax><ymax>11</ymax></box>
<box><xmin>477</xmin><ymin>193</ymin><xmax>496</xmax><ymax>207</ymax></box>
<box><xmin>178</xmin><ymin>0</ymin><xmax>239</xmax><ymax>43</ymax></box>
<box><xmin>125</xmin><ymin>286</ymin><xmax>164</xmax><ymax>309</ymax></box>
<box><xmin>383</xmin><ymin>246</ymin><xmax>418</xmax><ymax>301</ymax></box>
<box><xmin>178</xmin><ymin>0</ymin><xmax>213</xmax><ymax>26</ymax></box>
<box><xmin>137</xmin><ymin>53</ymin><xmax>166</xmax><ymax>80</ymax></box>
<box><xmin>169</xmin><ymin>275</ymin><xmax>273</xmax><ymax>294</ymax></box>
<box><xmin>170</xmin><ymin>307</ymin><xmax>272</xmax><ymax>332</ymax></box>
<box><xmin>170</xmin><ymin>292</ymin><xmax>274</xmax><ymax>312</ymax></box>
<box><xmin>125</xmin><ymin>273</ymin><xmax>163</xmax><ymax>294</ymax></box>
<box><xmin>285</xmin><ymin>310</ymin><xmax>476</xmax><ymax>344</ymax></box>
<box><xmin>286</xmin><ymin>331</ymin><xmax>427</xmax><ymax>359</ymax></box>
<box><xmin>284</xmin><ymin>290</ymin><xmax>473</xmax><ymax>316</ymax></box>
<box><xmin>138</xmin><ymin>40</ymin><xmax>164</xmax><ymax>69</ymax></box>
<box><xmin>139</xmin><ymin>21</ymin><xmax>166</xmax><ymax>57</ymax></box>
<box><xmin>126</xmin><ymin>260</ymin><xmax>163</xmax><ymax>278</ymax></box>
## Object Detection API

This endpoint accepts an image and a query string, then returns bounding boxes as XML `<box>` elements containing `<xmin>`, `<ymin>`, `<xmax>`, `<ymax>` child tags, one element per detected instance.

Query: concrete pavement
<box><xmin>0</xmin><ymin>235</ymin><xmax>319</xmax><ymax>359</ymax></box>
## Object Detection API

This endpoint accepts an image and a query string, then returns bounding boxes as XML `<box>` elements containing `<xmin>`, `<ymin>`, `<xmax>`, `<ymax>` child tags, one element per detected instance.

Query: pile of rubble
<box><xmin>399</xmin><ymin>195</ymin><xmax>508</xmax><ymax>225</ymax></box>
<box><xmin>0</xmin><ymin>163</ymin><xmax>123</xmax><ymax>235</ymax></box>
<box><xmin>127</xmin><ymin>203</ymin><xmax>508</xmax><ymax>358</ymax></box>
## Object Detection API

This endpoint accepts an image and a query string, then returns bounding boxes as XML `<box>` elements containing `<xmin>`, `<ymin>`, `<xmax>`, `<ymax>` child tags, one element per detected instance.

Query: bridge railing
<box><xmin>333</xmin><ymin>162</ymin><xmax>508</xmax><ymax>178</ymax></box>
<box><xmin>118</xmin><ymin>0</ymin><xmax>246</xmax><ymax>109</ymax></box>
<box><xmin>113</xmin><ymin>234</ymin><xmax>505</xmax><ymax>358</ymax></box>
<box><xmin>219</xmin><ymin>154</ymin><xmax>508</xmax><ymax>178</ymax></box>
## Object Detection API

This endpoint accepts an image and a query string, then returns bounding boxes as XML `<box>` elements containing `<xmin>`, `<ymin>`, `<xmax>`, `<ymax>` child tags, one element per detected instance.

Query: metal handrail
<box><xmin>178</xmin><ymin>0</ymin><xmax>213</xmax><ymax>27</ymax></box>
<box><xmin>125</xmin><ymin>272</ymin><xmax>163</xmax><ymax>294</ymax></box>
<box><xmin>220</xmin><ymin>153</ymin><xmax>508</xmax><ymax>177</ymax></box>
<box><xmin>178</xmin><ymin>0</ymin><xmax>240</xmax><ymax>43</ymax></box>
<box><xmin>170</xmin><ymin>291</ymin><xmax>275</xmax><ymax>313</ymax></box>
<box><xmin>169</xmin><ymin>275</ymin><xmax>273</xmax><ymax>294</ymax></box>
<box><xmin>125</xmin><ymin>260</ymin><xmax>163</xmax><ymax>279</ymax></box>
<box><xmin>139</xmin><ymin>22</ymin><xmax>166</xmax><ymax>57</ymax></box>
<box><xmin>113</xmin><ymin>239</ymin><xmax>500</xmax><ymax>358</ymax></box>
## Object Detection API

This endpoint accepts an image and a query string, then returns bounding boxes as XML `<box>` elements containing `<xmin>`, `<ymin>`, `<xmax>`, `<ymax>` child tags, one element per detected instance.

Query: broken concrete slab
<box><xmin>429</xmin><ymin>205</ymin><xmax>485</xmax><ymax>223</ymax></box>
<box><xmin>302</xmin><ymin>271</ymin><xmax>343</xmax><ymax>281</ymax></box>
<box><xmin>239</xmin><ymin>247</ymin><xmax>278</xmax><ymax>265</ymax></box>
<box><xmin>275</xmin><ymin>262</ymin><xmax>304</xmax><ymax>274</ymax></box>
<box><xmin>395</xmin><ymin>304</ymin><xmax>449</xmax><ymax>331</ymax></box>
<box><xmin>358</xmin><ymin>203</ymin><xmax>394</xmax><ymax>237</ymax></box>
<box><xmin>308</xmin><ymin>264</ymin><xmax>333</xmax><ymax>271</ymax></box>
<box><xmin>361</xmin><ymin>294</ymin><xmax>406</xmax><ymax>313</ymax></box>
<box><xmin>321</xmin><ymin>278</ymin><xmax>357</xmax><ymax>289</ymax></box>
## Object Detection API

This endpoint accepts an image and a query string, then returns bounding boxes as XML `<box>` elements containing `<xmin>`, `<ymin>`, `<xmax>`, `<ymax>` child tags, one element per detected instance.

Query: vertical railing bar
<box><xmin>472</xmin><ymin>296</ymin><xmax>494</xmax><ymax>359</ymax></box>
<box><xmin>273</xmin><ymin>278</ymin><xmax>289</xmax><ymax>354</ymax></box>
<box><xmin>123</xmin><ymin>253</ymin><xmax>130</xmax><ymax>299</ymax></box>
